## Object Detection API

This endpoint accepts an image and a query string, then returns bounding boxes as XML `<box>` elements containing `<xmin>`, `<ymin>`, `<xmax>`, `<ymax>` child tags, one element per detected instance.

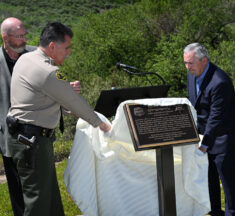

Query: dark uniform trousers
<box><xmin>7</xmin><ymin>133</ymin><xmax>64</xmax><ymax>216</ymax></box>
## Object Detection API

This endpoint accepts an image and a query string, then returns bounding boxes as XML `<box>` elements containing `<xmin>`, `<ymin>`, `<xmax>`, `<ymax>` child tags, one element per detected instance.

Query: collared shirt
<box><xmin>8</xmin><ymin>48</ymin><xmax>102</xmax><ymax>129</ymax></box>
<box><xmin>2</xmin><ymin>47</ymin><xmax>17</xmax><ymax>74</ymax></box>
<box><xmin>196</xmin><ymin>63</ymin><xmax>210</xmax><ymax>149</ymax></box>
<box><xmin>195</xmin><ymin>63</ymin><xmax>210</xmax><ymax>96</ymax></box>
<box><xmin>2</xmin><ymin>47</ymin><xmax>27</xmax><ymax>74</ymax></box>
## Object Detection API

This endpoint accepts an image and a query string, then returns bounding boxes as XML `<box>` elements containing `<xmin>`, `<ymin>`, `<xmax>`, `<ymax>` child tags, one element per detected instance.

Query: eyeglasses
<box><xmin>9</xmin><ymin>34</ymin><xmax>27</xmax><ymax>39</ymax></box>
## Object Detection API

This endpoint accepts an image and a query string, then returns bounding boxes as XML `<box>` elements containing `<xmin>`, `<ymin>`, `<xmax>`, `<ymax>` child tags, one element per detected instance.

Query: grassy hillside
<box><xmin>0</xmin><ymin>1</ymin><xmax>231</xmax><ymax>214</ymax></box>
<box><xmin>0</xmin><ymin>0</ymin><xmax>137</xmax><ymax>39</ymax></box>
<box><xmin>1</xmin><ymin>0</ymin><xmax>234</xmax><ymax>97</ymax></box>
<box><xmin>1</xmin><ymin>0</ymin><xmax>234</xmax><ymax>141</ymax></box>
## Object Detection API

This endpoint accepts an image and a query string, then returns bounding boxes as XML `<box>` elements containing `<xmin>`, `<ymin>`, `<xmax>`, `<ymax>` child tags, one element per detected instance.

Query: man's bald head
<box><xmin>1</xmin><ymin>17</ymin><xmax>25</xmax><ymax>35</ymax></box>
<box><xmin>1</xmin><ymin>17</ymin><xmax>27</xmax><ymax>55</ymax></box>
<box><xmin>1</xmin><ymin>17</ymin><xmax>24</xmax><ymax>35</ymax></box>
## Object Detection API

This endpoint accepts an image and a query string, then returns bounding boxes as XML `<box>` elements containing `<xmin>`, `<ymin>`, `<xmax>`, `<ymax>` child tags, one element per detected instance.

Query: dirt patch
<box><xmin>0</xmin><ymin>174</ymin><xmax>7</xmax><ymax>184</ymax></box>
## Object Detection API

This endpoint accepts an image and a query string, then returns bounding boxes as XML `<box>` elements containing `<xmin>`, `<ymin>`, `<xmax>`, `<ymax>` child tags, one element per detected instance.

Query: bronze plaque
<box><xmin>124</xmin><ymin>103</ymin><xmax>200</xmax><ymax>151</ymax></box>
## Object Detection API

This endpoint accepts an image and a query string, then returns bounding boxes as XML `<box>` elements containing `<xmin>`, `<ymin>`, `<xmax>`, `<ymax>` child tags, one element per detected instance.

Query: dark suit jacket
<box><xmin>187</xmin><ymin>62</ymin><xmax>235</xmax><ymax>154</ymax></box>
<box><xmin>0</xmin><ymin>45</ymin><xmax>36</xmax><ymax>157</ymax></box>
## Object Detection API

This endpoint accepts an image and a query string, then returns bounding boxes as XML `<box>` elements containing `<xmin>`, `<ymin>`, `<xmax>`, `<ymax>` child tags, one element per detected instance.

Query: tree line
<box><xmin>1</xmin><ymin>0</ymin><xmax>234</xmax><ymax>140</ymax></box>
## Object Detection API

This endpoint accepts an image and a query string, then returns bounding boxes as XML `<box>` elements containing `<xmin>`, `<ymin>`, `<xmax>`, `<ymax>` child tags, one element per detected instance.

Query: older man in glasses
<box><xmin>0</xmin><ymin>17</ymin><xmax>36</xmax><ymax>216</ymax></box>
<box><xmin>0</xmin><ymin>17</ymin><xmax>81</xmax><ymax>216</ymax></box>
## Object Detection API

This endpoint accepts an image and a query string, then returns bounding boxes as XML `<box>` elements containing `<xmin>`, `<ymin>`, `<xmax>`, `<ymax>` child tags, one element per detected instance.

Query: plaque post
<box><xmin>124</xmin><ymin>103</ymin><xmax>200</xmax><ymax>216</ymax></box>
<box><xmin>95</xmin><ymin>83</ymin><xmax>200</xmax><ymax>216</ymax></box>
<box><xmin>156</xmin><ymin>146</ymin><xmax>176</xmax><ymax>216</ymax></box>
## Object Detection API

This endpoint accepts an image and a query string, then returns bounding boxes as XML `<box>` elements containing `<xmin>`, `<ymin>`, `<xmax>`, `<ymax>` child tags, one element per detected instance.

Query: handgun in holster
<box><xmin>6</xmin><ymin>116</ymin><xmax>37</xmax><ymax>168</ymax></box>
<box><xmin>18</xmin><ymin>134</ymin><xmax>37</xmax><ymax>169</ymax></box>
<box><xmin>17</xmin><ymin>134</ymin><xmax>36</xmax><ymax>148</ymax></box>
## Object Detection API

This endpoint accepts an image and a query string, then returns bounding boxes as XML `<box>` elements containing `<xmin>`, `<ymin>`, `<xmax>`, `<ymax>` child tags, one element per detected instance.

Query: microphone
<box><xmin>116</xmin><ymin>62</ymin><xmax>166</xmax><ymax>85</ymax></box>
<box><xmin>116</xmin><ymin>62</ymin><xmax>139</xmax><ymax>71</ymax></box>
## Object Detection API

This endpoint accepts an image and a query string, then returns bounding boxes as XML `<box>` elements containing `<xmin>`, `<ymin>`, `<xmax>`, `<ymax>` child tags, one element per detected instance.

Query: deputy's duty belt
<box><xmin>6</xmin><ymin>116</ymin><xmax>54</xmax><ymax>138</ymax></box>
<box><xmin>17</xmin><ymin>124</ymin><xmax>55</xmax><ymax>138</ymax></box>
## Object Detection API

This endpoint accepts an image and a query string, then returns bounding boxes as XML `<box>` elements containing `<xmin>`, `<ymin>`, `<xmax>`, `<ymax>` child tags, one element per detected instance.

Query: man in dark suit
<box><xmin>184</xmin><ymin>42</ymin><xmax>235</xmax><ymax>216</ymax></box>
<box><xmin>0</xmin><ymin>17</ymin><xmax>36</xmax><ymax>216</ymax></box>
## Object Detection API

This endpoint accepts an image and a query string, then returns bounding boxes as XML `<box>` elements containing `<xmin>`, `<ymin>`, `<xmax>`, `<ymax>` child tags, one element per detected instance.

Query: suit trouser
<box><xmin>209</xmin><ymin>153</ymin><xmax>235</xmax><ymax>216</ymax></box>
<box><xmin>8</xmin><ymin>133</ymin><xmax>65</xmax><ymax>216</ymax></box>
<box><xmin>208</xmin><ymin>153</ymin><xmax>224</xmax><ymax>215</ymax></box>
<box><xmin>2</xmin><ymin>155</ymin><xmax>24</xmax><ymax>216</ymax></box>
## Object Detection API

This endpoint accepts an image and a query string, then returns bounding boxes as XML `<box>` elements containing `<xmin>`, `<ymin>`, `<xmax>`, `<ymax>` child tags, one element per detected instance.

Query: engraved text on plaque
<box><xmin>124</xmin><ymin>103</ymin><xmax>199</xmax><ymax>151</ymax></box>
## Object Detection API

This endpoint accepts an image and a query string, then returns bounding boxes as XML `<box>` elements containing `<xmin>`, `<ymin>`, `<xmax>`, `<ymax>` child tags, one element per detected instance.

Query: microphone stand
<box><xmin>122</xmin><ymin>67</ymin><xmax>166</xmax><ymax>86</ymax></box>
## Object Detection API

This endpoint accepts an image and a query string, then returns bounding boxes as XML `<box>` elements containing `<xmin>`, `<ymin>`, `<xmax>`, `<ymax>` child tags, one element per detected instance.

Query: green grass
<box><xmin>0</xmin><ymin>156</ymin><xmax>4</xmax><ymax>174</ymax></box>
<box><xmin>0</xmin><ymin>156</ymin><xmax>226</xmax><ymax>215</ymax></box>
<box><xmin>53</xmin><ymin>140</ymin><xmax>73</xmax><ymax>162</ymax></box>
<box><xmin>221</xmin><ymin>186</ymin><xmax>225</xmax><ymax>211</ymax></box>
<box><xmin>0</xmin><ymin>140</ymin><xmax>82</xmax><ymax>215</ymax></box>
<box><xmin>56</xmin><ymin>160</ymin><xmax>82</xmax><ymax>215</ymax></box>
<box><xmin>0</xmin><ymin>181</ymin><xmax>12</xmax><ymax>216</ymax></box>
<box><xmin>0</xmin><ymin>139</ymin><xmax>226</xmax><ymax>214</ymax></box>
<box><xmin>0</xmin><ymin>0</ymin><xmax>131</xmax><ymax>41</ymax></box>
<box><xmin>0</xmin><ymin>159</ymin><xmax>82</xmax><ymax>216</ymax></box>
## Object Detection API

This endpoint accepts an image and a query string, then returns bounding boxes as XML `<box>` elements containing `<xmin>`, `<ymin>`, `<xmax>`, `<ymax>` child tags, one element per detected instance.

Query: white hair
<box><xmin>184</xmin><ymin>42</ymin><xmax>210</xmax><ymax>61</ymax></box>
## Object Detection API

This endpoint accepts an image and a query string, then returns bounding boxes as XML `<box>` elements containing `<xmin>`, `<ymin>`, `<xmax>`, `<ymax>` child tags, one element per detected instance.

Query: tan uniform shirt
<box><xmin>8</xmin><ymin>48</ymin><xmax>102</xmax><ymax>129</ymax></box>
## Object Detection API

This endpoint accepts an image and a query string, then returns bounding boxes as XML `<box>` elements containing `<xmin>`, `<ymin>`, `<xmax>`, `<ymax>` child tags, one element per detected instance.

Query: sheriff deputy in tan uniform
<box><xmin>7</xmin><ymin>22</ymin><xmax>111</xmax><ymax>216</ymax></box>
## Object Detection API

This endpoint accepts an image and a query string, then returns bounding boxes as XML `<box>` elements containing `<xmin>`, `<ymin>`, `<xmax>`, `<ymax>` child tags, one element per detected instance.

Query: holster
<box><xmin>6</xmin><ymin>116</ymin><xmax>19</xmax><ymax>135</ymax></box>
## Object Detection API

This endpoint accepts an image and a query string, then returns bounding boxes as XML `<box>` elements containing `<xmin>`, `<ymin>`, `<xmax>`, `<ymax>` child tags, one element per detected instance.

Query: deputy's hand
<box><xmin>70</xmin><ymin>81</ymin><xmax>80</xmax><ymax>94</ymax></box>
<box><xmin>99</xmin><ymin>122</ymin><xmax>111</xmax><ymax>132</ymax></box>
<box><xmin>198</xmin><ymin>145</ymin><xmax>207</xmax><ymax>153</ymax></box>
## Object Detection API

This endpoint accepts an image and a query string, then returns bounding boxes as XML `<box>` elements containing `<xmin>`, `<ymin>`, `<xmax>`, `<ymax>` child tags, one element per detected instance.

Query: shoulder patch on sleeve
<box><xmin>56</xmin><ymin>70</ymin><xmax>67</xmax><ymax>81</ymax></box>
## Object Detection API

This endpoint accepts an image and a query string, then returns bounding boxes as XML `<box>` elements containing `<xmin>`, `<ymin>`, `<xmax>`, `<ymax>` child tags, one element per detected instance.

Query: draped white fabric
<box><xmin>64</xmin><ymin>98</ymin><xmax>210</xmax><ymax>216</ymax></box>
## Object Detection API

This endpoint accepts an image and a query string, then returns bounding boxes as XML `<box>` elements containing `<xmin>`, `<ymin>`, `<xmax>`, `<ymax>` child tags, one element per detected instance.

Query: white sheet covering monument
<box><xmin>64</xmin><ymin>98</ymin><xmax>210</xmax><ymax>216</ymax></box>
